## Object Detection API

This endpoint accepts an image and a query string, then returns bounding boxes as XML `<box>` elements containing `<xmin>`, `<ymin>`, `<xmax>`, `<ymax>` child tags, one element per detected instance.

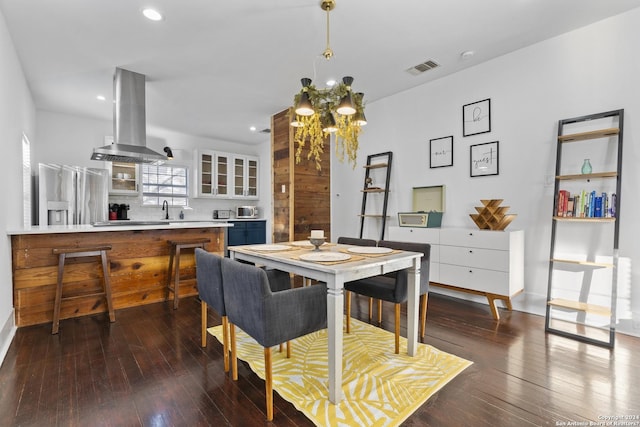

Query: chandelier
<box><xmin>290</xmin><ymin>0</ymin><xmax>366</xmax><ymax>170</ymax></box>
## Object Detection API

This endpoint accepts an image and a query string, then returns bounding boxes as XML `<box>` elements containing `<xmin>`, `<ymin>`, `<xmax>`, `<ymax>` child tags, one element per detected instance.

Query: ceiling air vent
<box><xmin>406</xmin><ymin>59</ymin><xmax>439</xmax><ymax>76</ymax></box>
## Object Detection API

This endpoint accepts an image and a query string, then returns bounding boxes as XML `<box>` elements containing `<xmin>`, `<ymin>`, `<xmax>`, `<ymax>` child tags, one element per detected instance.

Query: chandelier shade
<box><xmin>295</xmin><ymin>91</ymin><xmax>314</xmax><ymax>116</ymax></box>
<box><xmin>322</xmin><ymin>112</ymin><xmax>338</xmax><ymax>133</ymax></box>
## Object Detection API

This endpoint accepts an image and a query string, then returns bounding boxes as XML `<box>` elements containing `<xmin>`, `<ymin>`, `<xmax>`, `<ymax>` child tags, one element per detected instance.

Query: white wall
<box><xmin>0</xmin><ymin>9</ymin><xmax>36</xmax><ymax>364</ymax></box>
<box><xmin>332</xmin><ymin>9</ymin><xmax>640</xmax><ymax>337</ymax></box>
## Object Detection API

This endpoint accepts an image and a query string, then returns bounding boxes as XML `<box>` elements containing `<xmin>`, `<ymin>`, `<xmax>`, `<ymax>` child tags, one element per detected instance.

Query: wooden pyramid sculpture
<box><xmin>470</xmin><ymin>199</ymin><xmax>517</xmax><ymax>231</ymax></box>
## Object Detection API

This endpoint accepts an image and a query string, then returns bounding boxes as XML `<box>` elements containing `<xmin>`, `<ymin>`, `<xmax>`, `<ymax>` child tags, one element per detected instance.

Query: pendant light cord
<box><xmin>323</xmin><ymin>5</ymin><xmax>333</xmax><ymax>60</ymax></box>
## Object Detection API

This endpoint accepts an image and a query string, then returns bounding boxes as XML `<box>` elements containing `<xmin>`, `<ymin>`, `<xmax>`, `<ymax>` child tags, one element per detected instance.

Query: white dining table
<box><xmin>228</xmin><ymin>242</ymin><xmax>423</xmax><ymax>404</ymax></box>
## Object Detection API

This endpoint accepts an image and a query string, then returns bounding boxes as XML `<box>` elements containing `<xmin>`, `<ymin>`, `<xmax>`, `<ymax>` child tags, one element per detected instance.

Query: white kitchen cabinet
<box><xmin>231</xmin><ymin>155</ymin><xmax>258</xmax><ymax>199</ymax></box>
<box><xmin>195</xmin><ymin>150</ymin><xmax>230</xmax><ymax>198</ymax></box>
<box><xmin>195</xmin><ymin>150</ymin><xmax>258</xmax><ymax>199</ymax></box>
<box><xmin>107</xmin><ymin>161</ymin><xmax>140</xmax><ymax>195</ymax></box>
<box><xmin>388</xmin><ymin>226</ymin><xmax>524</xmax><ymax>320</ymax></box>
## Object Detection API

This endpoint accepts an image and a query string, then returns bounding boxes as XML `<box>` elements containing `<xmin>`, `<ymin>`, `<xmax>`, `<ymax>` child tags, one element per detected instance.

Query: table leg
<box><xmin>326</xmin><ymin>276</ymin><xmax>344</xmax><ymax>404</ymax></box>
<box><xmin>406</xmin><ymin>258</ymin><xmax>420</xmax><ymax>356</ymax></box>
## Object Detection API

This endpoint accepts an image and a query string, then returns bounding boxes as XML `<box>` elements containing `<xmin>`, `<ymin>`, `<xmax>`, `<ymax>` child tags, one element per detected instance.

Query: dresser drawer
<box><xmin>388</xmin><ymin>226</ymin><xmax>440</xmax><ymax>244</ymax></box>
<box><xmin>439</xmin><ymin>228</ymin><xmax>511</xmax><ymax>250</ymax></box>
<box><xmin>439</xmin><ymin>264</ymin><xmax>511</xmax><ymax>295</ymax></box>
<box><xmin>439</xmin><ymin>245</ymin><xmax>509</xmax><ymax>271</ymax></box>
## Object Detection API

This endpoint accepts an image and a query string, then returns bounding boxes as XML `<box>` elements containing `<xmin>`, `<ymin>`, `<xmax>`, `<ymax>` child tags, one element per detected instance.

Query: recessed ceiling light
<box><xmin>249</xmin><ymin>126</ymin><xmax>257</xmax><ymax>132</ymax></box>
<box><xmin>142</xmin><ymin>8</ymin><xmax>163</xmax><ymax>21</ymax></box>
<box><xmin>326</xmin><ymin>79</ymin><xmax>337</xmax><ymax>87</ymax></box>
<box><xmin>96</xmin><ymin>95</ymin><xmax>106</xmax><ymax>101</ymax></box>
<box><xmin>461</xmin><ymin>50</ymin><xmax>475</xmax><ymax>60</ymax></box>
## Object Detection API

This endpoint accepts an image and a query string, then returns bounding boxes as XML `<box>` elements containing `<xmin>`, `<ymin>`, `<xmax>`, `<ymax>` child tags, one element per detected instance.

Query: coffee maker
<box><xmin>116</xmin><ymin>204</ymin><xmax>130</xmax><ymax>220</ymax></box>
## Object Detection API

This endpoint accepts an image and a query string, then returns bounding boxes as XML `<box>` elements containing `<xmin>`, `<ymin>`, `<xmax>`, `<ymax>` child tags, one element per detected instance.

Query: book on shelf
<box><xmin>566</xmin><ymin>197</ymin><xmax>575</xmax><ymax>217</ymax></box>
<box><xmin>594</xmin><ymin>196</ymin><xmax>603</xmax><ymax>217</ymax></box>
<box><xmin>557</xmin><ymin>190</ymin><xmax>567</xmax><ymax>216</ymax></box>
<box><xmin>611</xmin><ymin>193</ymin><xmax>617</xmax><ymax>217</ymax></box>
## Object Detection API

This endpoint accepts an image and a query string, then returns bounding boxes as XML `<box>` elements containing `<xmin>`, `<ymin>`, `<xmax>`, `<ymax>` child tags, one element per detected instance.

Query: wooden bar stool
<box><xmin>52</xmin><ymin>245</ymin><xmax>115</xmax><ymax>335</ymax></box>
<box><xmin>167</xmin><ymin>238</ymin><xmax>210</xmax><ymax>309</ymax></box>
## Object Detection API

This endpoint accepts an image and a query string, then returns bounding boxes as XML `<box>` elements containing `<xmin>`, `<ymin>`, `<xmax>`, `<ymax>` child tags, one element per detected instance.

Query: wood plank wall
<box><xmin>271</xmin><ymin>109</ymin><xmax>331</xmax><ymax>243</ymax></box>
<box><xmin>11</xmin><ymin>227</ymin><xmax>225</xmax><ymax>327</ymax></box>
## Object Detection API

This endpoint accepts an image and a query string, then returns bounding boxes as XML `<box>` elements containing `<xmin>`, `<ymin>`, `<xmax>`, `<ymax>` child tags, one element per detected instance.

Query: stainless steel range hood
<box><xmin>91</xmin><ymin>68</ymin><xmax>167</xmax><ymax>164</ymax></box>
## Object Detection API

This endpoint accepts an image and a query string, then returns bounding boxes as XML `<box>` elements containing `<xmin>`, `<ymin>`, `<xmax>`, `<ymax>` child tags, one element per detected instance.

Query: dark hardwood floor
<box><xmin>1</xmin><ymin>293</ymin><xmax>639</xmax><ymax>426</ymax></box>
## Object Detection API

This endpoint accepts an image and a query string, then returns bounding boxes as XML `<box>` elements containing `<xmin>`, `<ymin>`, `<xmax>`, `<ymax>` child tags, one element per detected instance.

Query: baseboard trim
<box><xmin>0</xmin><ymin>308</ymin><xmax>16</xmax><ymax>367</ymax></box>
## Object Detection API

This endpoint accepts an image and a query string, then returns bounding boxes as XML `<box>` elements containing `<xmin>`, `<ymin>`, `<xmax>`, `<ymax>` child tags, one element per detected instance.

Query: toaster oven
<box><xmin>213</xmin><ymin>209</ymin><xmax>231</xmax><ymax>219</ymax></box>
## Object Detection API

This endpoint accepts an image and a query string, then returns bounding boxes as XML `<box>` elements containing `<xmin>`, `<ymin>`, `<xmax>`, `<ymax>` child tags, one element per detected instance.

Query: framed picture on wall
<box><xmin>429</xmin><ymin>136</ymin><xmax>453</xmax><ymax>168</ymax></box>
<box><xmin>463</xmin><ymin>98</ymin><xmax>491</xmax><ymax>137</ymax></box>
<box><xmin>470</xmin><ymin>141</ymin><xmax>499</xmax><ymax>177</ymax></box>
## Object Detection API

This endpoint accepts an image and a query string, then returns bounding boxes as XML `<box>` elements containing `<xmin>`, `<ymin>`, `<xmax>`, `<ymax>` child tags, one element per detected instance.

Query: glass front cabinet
<box><xmin>196</xmin><ymin>150</ymin><xmax>258</xmax><ymax>199</ymax></box>
<box><xmin>233</xmin><ymin>155</ymin><xmax>258</xmax><ymax>198</ymax></box>
<box><xmin>107</xmin><ymin>162</ymin><xmax>140</xmax><ymax>195</ymax></box>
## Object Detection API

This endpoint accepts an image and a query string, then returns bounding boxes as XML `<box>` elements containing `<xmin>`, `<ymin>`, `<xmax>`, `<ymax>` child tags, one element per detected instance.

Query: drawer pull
<box><xmin>469</xmin><ymin>250</ymin><xmax>473</xmax><ymax>253</ymax></box>
<box><xmin>469</xmin><ymin>270</ymin><xmax>473</xmax><ymax>273</ymax></box>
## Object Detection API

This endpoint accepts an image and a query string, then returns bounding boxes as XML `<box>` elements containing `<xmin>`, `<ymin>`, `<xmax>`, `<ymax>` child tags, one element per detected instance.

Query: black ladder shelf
<box><xmin>359</xmin><ymin>152</ymin><xmax>392</xmax><ymax>241</ymax></box>
<box><xmin>544</xmin><ymin>109</ymin><xmax>623</xmax><ymax>348</ymax></box>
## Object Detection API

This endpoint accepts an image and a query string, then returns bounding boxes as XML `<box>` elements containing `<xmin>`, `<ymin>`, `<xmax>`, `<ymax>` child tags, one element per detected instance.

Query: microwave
<box><xmin>236</xmin><ymin>206</ymin><xmax>259</xmax><ymax>218</ymax></box>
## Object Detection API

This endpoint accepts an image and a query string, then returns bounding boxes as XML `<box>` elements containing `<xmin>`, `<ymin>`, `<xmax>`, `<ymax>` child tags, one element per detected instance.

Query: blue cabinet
<box><xmin>227</xmin><ymin>220</ymin><xmax>266</xmax><ymax>247</ymax></box>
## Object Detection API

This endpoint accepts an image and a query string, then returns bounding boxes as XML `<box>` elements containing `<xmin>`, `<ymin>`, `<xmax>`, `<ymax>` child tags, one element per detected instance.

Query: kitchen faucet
<box><xmin>162</xmin><ymin>200</ymin><xmax>169</xmax><ymax>220</ymax></box>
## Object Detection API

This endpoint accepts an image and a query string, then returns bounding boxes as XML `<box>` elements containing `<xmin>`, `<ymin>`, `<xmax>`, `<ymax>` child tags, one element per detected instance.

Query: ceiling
<box><xmin>2</xmin><ymin>0</ymin><xmax>639</xmax><ymax>145</ymax></box>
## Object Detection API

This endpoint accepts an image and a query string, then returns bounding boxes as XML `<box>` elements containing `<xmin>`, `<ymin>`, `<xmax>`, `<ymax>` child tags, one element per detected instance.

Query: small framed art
<box><xmin>463</xmin><ymin>98</ymin><xmax>491</xmax><ymax>137</ymax></box>
<box><xmin>470</xmin><ymin>141</ymin><xmax>499</xmax><ymax>177</ymax></box>
<box><xmin>429</xmin><ymin>135</ymin><xmax>453</xmax><ymax>168</ymax></box>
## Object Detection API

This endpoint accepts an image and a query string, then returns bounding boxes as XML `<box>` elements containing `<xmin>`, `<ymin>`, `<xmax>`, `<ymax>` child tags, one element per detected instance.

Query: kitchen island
<box><xmin>8</xmin><ymin>222</ymin><xmax>230</xmax><ymax>327</ymax></box>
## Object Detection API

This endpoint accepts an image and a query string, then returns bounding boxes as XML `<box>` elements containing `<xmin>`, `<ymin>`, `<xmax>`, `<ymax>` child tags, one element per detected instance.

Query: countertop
<box><xmin>7</xmin><ymin>220</ymin><xmax>233</xmax><ymax>235</ymax></box>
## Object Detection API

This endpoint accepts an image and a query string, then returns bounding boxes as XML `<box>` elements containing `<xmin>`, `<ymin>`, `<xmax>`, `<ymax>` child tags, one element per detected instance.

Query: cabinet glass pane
<box><xmin>248</xmin><ymin>159</ymin><xmax>257</xmax><ymax>196</ymax></box>
<box><xmin>111</xmin><ymin>162</ymin><xmax>137</xmax><ymax>192</ymax></box>
<box><xmin>234</xmin><ymin>158</ymin><xmax>245</xmax><ymax>196</ymax></box>
<box><xmin>247</xmin><ymin>177</ymin><xmax>257</xmax><ymax>196</ymax></box>
<box><xmin>216</xmin><ymin>155</ymin><xmax>228</xmax><ymax>195</ymax></box>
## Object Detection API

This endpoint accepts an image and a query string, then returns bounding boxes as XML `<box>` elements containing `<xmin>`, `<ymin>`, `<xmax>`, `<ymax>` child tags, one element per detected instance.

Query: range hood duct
<box><xmin>91</xmin><ymin>68</ymin><xmax>167</xmax><ymax>164</ymax></box>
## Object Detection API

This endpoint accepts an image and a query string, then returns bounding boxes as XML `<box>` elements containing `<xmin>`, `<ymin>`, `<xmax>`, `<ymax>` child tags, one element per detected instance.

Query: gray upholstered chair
<box><xmin>337</xmin><ymin>236</ymin><xmax>378</xmax><ymax>330</ymax></box>
<box><xmin>221</xmin><ymin>257</ymin><xmax>327</xmax><ymax>421</ymax></box>
<box><xmin>336</xmin><ymin>236</ymin><xmax>377</xmax><ymax>247</ymax></box>
<box><xmin>195</xmin><ymin>248</ymin><xmax>225</xmax><ymax>354</ymax></box>
<box><xmin>195</xmin><ymin>249</ymin><xmax>290</xmax><ymax>373</ymax></box>
<box><xmin>344</xmin><ymin>240</ymin><xmax>430</xmax><ymax>353</ymax></box>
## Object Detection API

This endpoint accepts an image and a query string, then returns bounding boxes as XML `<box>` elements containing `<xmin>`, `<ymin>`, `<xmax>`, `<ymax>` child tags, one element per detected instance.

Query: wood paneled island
<box><xmin>8</xmin><ymin>222</ymin><xmax>229</xmax><ymax>327</ymax></box>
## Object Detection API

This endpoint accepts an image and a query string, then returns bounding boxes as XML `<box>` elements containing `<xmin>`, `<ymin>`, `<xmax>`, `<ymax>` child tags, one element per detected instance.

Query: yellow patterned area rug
<box><xmin>208</xmin><ymin>318</ymin><xmax>471</xmax><ymax>426</ymax></box>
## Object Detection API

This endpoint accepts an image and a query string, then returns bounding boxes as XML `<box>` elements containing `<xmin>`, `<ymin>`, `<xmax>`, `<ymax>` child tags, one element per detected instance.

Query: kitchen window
<box><xmin>142</xmin><ymin>164</ymin><xmax>189</xmax><ymax>206</ymax></box>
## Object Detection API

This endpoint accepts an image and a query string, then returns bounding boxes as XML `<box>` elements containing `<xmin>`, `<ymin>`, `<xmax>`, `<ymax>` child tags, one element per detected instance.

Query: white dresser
<box><xmin>388</xmin><ymin>226</ymin><xmax>524</xmax><ymax>319</ymax></box>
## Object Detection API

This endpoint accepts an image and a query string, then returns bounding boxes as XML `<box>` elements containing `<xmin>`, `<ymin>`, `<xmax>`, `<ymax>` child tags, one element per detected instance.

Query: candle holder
<box><xmin>308</xmin><ymin>236</ymin><xmax>326</xmax><ymax>251</ymax></box>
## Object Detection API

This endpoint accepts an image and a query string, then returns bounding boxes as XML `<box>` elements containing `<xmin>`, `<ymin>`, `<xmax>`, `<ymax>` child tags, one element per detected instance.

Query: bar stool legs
<box><xmin>166</xmin><ymin>238</ymin><xmax>210</xmax><ymax>309</ymax></box>
<box><xmin>52</xmin><ymin>245</ymin><xmax>115</xmax><ymax>335</ymax></box>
